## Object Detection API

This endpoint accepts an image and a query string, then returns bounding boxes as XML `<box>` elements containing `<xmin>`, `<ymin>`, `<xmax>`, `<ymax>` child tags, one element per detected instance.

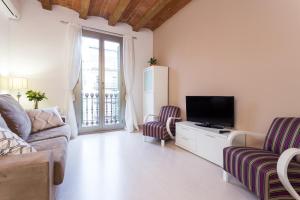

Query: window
<box><xmin>78</xmin><ymin>30</ymin><xmax>124</xmax><ymax>132</ymax></box>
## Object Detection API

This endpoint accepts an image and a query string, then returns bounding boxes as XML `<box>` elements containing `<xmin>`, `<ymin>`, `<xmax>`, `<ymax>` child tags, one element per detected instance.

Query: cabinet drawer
<box><xmin>175</xmin><ymin>122</ymin><xmax>247</xmax><ymax>167</ymax></box>
<box><xmin>196</xmin><ymin>133</ymin><xmax>227</xmax><ymax>166</ymax></box>
<box><xmin>176</xmin><ymin>126</ymin><xmax>197</xmax><ymax>152</ymax></box>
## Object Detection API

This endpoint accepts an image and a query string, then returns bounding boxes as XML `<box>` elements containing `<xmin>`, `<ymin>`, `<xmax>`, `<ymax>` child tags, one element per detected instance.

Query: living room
<box><xmin>0</xmin><ymin>0</ymin><xmax>300</xmax><ymax>200</ymax></box>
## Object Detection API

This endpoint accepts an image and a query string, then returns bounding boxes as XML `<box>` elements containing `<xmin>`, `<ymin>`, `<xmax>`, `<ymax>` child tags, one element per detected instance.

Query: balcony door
<box><xmin>78</xmin><ymin>30</ymin><xmax>124</xmax><ymax>132</ymax></box>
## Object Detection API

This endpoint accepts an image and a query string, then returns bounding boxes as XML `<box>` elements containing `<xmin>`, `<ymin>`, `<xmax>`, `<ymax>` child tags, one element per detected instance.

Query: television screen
<box><xmin>186</xmin><ymin>96</ymin><xmax>234</xmax><ymax>127</ymax></box>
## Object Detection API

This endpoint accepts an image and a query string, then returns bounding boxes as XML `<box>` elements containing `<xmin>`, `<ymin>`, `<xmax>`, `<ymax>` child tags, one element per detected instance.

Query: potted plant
<box><xmin>26</xmin><ymin>90</ymin><xmax>48</xmax><ymax>109</ymax></box>
<box><xmin>148</xmin><ymin>57</ymin><xmax>158</xmax><ymax>66</ymax></box>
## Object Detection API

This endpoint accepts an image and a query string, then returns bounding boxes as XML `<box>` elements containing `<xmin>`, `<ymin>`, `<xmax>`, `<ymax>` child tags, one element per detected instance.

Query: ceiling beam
<box><xmin>146</xmin><ymin>0</ymin><xmax>191</xmax><ymax>30</ymax></box>
<box><xmin>40</xmin><ymin>0</ymin><xmax>52</xmax><ymax>10</ymax></box>
<box><xmin>108</xmin><ymin>0</ymin><xmax>131</xmax><ymax>26</ymax></box>
<box><xmin>133</xmin><ymin>0</ymin><xmax>173</xmax><ymax>32</ymax></box>
<box><xmin>120</xmin><ymin>0</ymin><xmax>141</xmax><ymax>22</ymax></box>
<box><xmin>80</xmin><ymin>0</ymin><xmax>91</xmax><ymax>19</ymax></box>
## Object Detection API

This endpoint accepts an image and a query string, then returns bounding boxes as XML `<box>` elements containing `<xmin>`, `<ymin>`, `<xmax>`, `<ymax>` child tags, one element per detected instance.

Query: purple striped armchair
<box><xmin>143</xmin><ymin>106</ymin><xmax>181</xmax><ymax>146</ymax></box>
<box><xmin>223</xmin><ymin>118</ymin><xmax>300</xmax><ymax>200</ymax></box>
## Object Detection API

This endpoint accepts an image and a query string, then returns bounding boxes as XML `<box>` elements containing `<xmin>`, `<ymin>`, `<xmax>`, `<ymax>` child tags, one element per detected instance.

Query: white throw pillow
<box><xmin>26</xmin><ymin>107</ymin><xmax>64</xmax><ymax>133</ymax></box>
<box><xmin>0</xmin><ymin>128</ymin><xmax>36</xmax><ymax>156</ymax></box>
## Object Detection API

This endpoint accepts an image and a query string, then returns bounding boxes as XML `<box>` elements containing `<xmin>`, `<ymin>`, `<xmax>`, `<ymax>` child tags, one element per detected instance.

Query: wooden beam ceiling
<box><xmin>38</xmin><ymin>0</ymin><xmax>191</xmax><ymax>31</ymax></box>
<box><xmin>108</xmin><ymin>0</ymin><xmax>131</xmax><ymax>26</ymax></box>
<box><xmin>41</xmin><ymin>0</ymin><xmax>52</xmax><ymax>10</ymax></box>
<box><xmin>119</xmin><ymin>0</ymin><xmax>140</xmax><ymax>22</ymax></box>
<box><xmin>79</xmin><ymin>0</ymin><xmax>91</xmax><ymax>19</ymax></box>
<box><xmin>145</xmin><ymin>0</ymin><xmax>191</xmax><ymax>30</ymax></box>
<box><xmin>133</xmin><ymin>0</ymin><xmax>172</xmax><ymax>32</ymax></box>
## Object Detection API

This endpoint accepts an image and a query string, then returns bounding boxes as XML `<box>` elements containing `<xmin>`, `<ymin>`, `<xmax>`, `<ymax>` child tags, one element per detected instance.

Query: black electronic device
<box><xmin>186</xmin><ymin>96</ymin><xmax>234</xmax><ymax>128</ymax></box>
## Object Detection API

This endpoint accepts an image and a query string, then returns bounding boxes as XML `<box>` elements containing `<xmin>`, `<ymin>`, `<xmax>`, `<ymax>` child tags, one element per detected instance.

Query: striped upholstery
<box><xmin>224</xmin><ymin>117</ymin><xmax>300</xmax><ymax>200</ymax></box>
<box><xmin>143</xmin><ymin>122</ymin><xmax>169</xmax><ymax>140</ymax></box>
<box><xmin>143</xmin><ymin>106</ymin><xmax>181</xmax><ymax>140</ymax></box>
<box><xmin>224</xmin><ymin>147</ymin><xmax>300</xmax><ymax>200</ymax></box>
<box><xmin>264</xmin><ymin>118</ymin><xmax>300</xmax><ymax>155</ymax></box>
<box><xmin>159</xmin><ymin>106</ymin><xmax>181</xmax><ymax>123</ymax></box>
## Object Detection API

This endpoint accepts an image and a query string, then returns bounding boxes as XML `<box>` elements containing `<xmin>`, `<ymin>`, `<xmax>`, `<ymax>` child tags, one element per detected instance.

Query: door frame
<box><xmin>76</xmin><ymin>29</ymin><xmax>125</xmax><ymax>134</ymax></box>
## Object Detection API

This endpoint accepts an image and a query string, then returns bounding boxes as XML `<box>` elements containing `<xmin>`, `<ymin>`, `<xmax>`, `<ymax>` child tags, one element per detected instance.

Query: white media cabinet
<box><xmin>175</xmin><ymin>121</ymin><xmax>245</xmax><ymax>167</ymax></box>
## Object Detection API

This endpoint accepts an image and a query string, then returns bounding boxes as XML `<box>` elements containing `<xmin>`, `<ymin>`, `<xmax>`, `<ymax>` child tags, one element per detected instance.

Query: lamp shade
<box><xmin>9</xmin><ymin>77</ymin><xmax>28</xmax><ymax>90</ymax></box>
<box><xmin>0</xmin><ymin>76</ymin><xmax>8</xmax><ymax>90</ymax></box>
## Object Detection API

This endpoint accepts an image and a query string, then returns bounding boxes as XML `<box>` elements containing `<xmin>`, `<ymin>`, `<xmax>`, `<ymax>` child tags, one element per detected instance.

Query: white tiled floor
<box><xmin>57</xmin><ymin>131</ymin><xmax>257</xmax><ymax>200</ymax></box>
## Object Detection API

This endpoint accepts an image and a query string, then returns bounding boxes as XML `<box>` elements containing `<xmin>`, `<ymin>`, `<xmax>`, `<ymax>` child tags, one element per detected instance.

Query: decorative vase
<box><xmin>34</xmin><ymin>100</ymin><xmax>39</xmax><ymax>109</ymax></box>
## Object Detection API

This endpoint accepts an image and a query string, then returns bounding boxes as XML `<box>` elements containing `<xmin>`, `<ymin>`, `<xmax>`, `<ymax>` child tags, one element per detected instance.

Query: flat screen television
<box><xmin>186</xmin><ymin>96</ymin><xmax>234</xmax><ymax>128</ymax></box>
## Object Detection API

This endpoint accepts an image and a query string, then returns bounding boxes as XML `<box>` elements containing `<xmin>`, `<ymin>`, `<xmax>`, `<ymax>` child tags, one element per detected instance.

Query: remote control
<box><xmin>219</xmin><ymin>130</ymin><xmax>231</xmax><ymax>134</ymax></box>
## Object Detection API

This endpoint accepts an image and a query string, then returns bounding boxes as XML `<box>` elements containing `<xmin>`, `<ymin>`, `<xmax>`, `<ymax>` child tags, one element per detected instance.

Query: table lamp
<box><xmin>9</xmin><ymin>77</ymin><xmax>28</xmax><ymax>102</ymax></box>
<box><xmin>0</xmin><ymin>76</ymin><xmax>9</xmax><ymax>92</ymax></box>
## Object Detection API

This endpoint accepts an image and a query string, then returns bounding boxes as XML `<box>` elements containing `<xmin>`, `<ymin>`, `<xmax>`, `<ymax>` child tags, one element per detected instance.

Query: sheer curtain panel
<box><xmin>64</xmin><ymin>23</ymin><xmax>82</xmax><ymax>138</ymax></box>
<box><xmin>123</xmin><ymin>35</ymin><xmax>139</xmax><ymax>132</ymax></box>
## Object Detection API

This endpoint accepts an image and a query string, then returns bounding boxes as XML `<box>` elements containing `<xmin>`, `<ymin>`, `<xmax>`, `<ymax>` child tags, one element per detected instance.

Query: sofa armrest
<box><xmin>227</xmin><ymin>131</ymin><xmax>266</xmax><ymax>148</ymax></box>
<box><xmin>0</xmin><ymin>151</ymin><xmax>54</xmax><ymax>200</ymax></box>
<box><xmin>166</xmin><ymin>117</ymin><xmax>182</xmax><ymax>140</ymax></box>
<box><xmin>277</xmin><ymin>148</ymin><xmax>300</xmax><ymax>200</ymax></box>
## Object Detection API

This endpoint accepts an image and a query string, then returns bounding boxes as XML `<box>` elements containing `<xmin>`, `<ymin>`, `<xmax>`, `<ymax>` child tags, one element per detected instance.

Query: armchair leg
<box><xmin>223</xmin><ymin>170</ymin><xmax>229</xmax><ymax>183</ymax></box>
<box><xmin>161</xmin><ymin>140</ymin><xmax>165</xmax><ymax>147</ymax></box>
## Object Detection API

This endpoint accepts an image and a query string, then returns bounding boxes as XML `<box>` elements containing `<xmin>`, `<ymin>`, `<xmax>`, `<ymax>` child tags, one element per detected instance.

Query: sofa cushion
<box><xmin>26</xmin><ymin>107</ymin><xmax>64</xmax><ymax>133</ymax></box>
<box><xmin>26</xmin><ymin>124</ymin><xmax>71</xmax><ymax>143</ymax></box>
<box><xmin>29</xmin><ymin>137</ymin><xmax>68</xmax><ymax>185</ymax></box>
<box><xmin>0</xmin><ymin>94</ymin><xmax>31</xmax><ymax>140</ymax></box>
<box><xmin>263</xmin><ymin>117</ymin><xmax>300</xmax><ymax>155</ymax></box>
<box><xmin>158</xmin><ymin>106</ymin><xmax>181</xmax><ymax>123</ymax></box>
<box><xmin>0</xmin><ymin>128</ymin><xmax>36</xmax><ymax>156</ymax></box>
<box><xmin>143</xmin><ymin>121</ymin><xmax>169</xmax><ymax>140</ymax></box>
<box><xmin>0</xmin><ymin>114</ymin><xmax>9</xmax><ymax>130</ymax></box>
<box><xmin>224</xmin><ymin>146</ymin><xmax>300</xmax><ymax>200</ymax></box>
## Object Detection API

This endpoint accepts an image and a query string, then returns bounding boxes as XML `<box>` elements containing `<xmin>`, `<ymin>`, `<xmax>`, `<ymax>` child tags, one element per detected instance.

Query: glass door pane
<box><xmin>103</xmin><ymin>40</ymin><xmax>122</xmax><ymax>127</ymax></box>
<box><xmin>81</xmin><ymin>37</ymin><xmax>100</xmax><ymax>128</ymax></box>
<box><xmin>79</xmin><ymin>30</ymin><xmax>124</xmax><ymax>133</ymax></box>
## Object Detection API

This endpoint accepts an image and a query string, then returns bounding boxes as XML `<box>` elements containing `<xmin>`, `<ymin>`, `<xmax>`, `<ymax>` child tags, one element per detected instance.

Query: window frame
<box><xmin>75</xmin><ymin>29</ymin><xmax>125</xmax><ymax>134</ymax></box>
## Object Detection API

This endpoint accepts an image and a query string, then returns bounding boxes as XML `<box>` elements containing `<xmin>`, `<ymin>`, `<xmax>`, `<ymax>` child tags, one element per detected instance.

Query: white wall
<box><xmin>0</xmin><ymin>11</ymin><xmax>9</xmax><ymax>76</ymax></box>
<box><xmin>7</xmin><ymin>0</ymin><xmax>153</xmax><ymax>124</ymax></box>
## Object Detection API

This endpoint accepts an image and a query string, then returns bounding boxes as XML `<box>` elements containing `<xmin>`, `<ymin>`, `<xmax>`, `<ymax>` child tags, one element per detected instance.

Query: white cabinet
<box><xmin>196</xmin><ymin>133</ymin><xmax>227</xmax><ymax>166</ymax></box>
<box><xmin>176</xmin><ymin>125</ymin><xmax>197</xmax><ymax>152</ymax></box>
<box><xmin>143</xmin><ymin>66</ymin><xmax>168</xmax><ymax>117</ymax></box>
<box><xmin>176</xmin><ymin>121</ymin><xmax>245</xmax><ymax>167</ymax></box>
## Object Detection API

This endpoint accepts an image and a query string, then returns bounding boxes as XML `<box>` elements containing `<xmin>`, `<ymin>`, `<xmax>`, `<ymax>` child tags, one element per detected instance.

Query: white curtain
<box><xmin>123</xmin><ymin>35</ymin><xmax>139</xmax><ymax>132</ymax></box>
<box><xmin>64</xmin><ymin>23</ymin><xmax>82</xmax><ymax>138</ymax></box>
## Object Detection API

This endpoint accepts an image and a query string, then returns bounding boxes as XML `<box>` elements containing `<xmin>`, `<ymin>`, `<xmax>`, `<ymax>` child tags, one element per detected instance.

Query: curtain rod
<box><xmin>60</xmin><ymin>20</ymin><xmax>137</xmax><ymax>39</ymax></box>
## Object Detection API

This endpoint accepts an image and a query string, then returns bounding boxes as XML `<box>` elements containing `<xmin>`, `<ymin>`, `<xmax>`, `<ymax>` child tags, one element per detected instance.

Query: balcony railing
<box><xmin>81</xmin><ymin>91</ymin><xmax>120</xmax><ymax>127</ymax></box>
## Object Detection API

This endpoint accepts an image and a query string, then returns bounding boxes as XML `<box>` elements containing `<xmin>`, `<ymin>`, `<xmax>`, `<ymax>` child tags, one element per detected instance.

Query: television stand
<box><xmin>175</xmin><ymin>121</ymin><xmax>245</xmax><ymax>167</ymax></box>
<box><xmin>195</xmin><ymin>123</ymin><xmax>224</xmax><ymax>129</ymax></box>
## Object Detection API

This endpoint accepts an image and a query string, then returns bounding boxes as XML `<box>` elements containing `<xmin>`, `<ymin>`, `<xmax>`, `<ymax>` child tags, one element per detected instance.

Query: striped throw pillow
<box><xmin>0</xmin><ymin>128</ymin><xmax>36</xmax><ymax>156</ymax></box>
